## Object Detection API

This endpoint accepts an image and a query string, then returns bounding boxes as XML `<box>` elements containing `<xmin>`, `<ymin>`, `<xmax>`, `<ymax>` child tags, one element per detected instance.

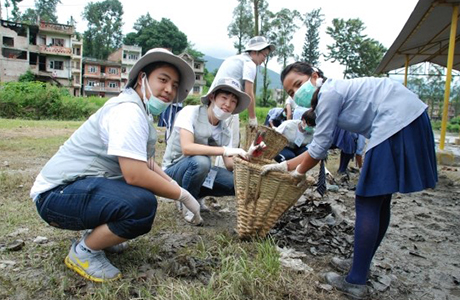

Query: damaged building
<box><xmin>0</xmin><ymin>19</ymin><xmax>82</xmax><ymax>96</ymax></box>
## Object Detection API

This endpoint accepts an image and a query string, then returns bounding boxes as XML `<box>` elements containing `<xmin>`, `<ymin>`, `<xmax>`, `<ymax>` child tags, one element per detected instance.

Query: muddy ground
<box><xmin>1</xmin><ymin>123</ymin><xmax>460</xmax><ymax>299</ymax></box>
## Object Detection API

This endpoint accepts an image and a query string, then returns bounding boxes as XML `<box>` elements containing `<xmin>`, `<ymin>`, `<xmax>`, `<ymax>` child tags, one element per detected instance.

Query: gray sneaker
<box><xmin>325</xmin><ymin>272</ymin><xmax>369</xmax><ymax>299</ymax></box>
<box><xmin>64</xmin><ymin>241</ymin><xmax>121</xmax><ymax>282</ymax></box>
<box><xmin>82</xmin><ymin>230</ymin><xmax>128</xmax><ymax>253</ymax></box>
<box><xmin>331</xmin><ymin>257</ymin><xmax>353</xmax><ymax>272</ymax></box>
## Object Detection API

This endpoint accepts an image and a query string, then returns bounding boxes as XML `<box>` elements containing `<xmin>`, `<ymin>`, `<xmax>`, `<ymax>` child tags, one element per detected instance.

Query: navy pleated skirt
<box><xmin>331</xmin><ymin>127</ymin><xmax>358</xmax><ymax>154</ymax></box>
<box><xmin>356</xmin><ymin>111</ymin><xmax>437</xmax><ymax>197</ymax></box>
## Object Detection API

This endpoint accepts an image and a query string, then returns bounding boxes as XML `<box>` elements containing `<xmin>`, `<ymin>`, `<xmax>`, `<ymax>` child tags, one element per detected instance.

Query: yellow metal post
<box><xmin>440</xmin><ymin>5</ymin><xmax>458</xmax><ymax>150</ymax></box>
<box><xmin>404</xmin><ymin>55</ymin><xmax>409</xmax><ymax>87</ymax></box>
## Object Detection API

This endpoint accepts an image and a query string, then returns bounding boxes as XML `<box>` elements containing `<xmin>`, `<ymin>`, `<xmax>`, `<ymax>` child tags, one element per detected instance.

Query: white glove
<box><xmin>249</xmin><ymin>117</ymin><xmax>258</xmax><ymax>128</ymax></box>
<box><xmin>290</xmin><ymin>165</ymin><xmax>315</xmax><ymax>187</ymax></box>
<box><xmin>247</xmin><ymin>141</ymin><xmax>266</xmax><ymax>158</ymax></box>
<box><xmin>290</xmin><ymin>165</ymin><xmax>306</xmax><ymax>179</ymax></box>
<box><xmin>176</xmin><ymin>188</ymin><xmax>202</xmax><ymax>225</ymax></box>
<box><xmin>261</xmin><ymin>161</ymin><xmax>288</xmax><ymax>175</ymax></box>
<box><xmin>223</xmin><ymin>147</ymin><xmax>249</xmax><ymax>159</ymax></box>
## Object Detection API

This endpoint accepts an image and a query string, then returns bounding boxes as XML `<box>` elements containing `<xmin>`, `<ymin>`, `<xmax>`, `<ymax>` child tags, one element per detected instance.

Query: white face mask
<box><xmin>212</xmin><ymin>103</ymin><xmax>232</xmax><ymax>121</ymax></box>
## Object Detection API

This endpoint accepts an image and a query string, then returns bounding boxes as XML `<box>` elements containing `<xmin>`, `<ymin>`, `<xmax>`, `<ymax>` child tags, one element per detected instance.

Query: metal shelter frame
<box><xmin>375</xmin><ymin>0</ymin><xmax>460</xmax><ymax>149</ymax></box>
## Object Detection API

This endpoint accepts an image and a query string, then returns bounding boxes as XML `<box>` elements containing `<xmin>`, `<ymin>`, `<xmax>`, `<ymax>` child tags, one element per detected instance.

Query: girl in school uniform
<box><xmin>262</xmin><ymin>61</ymin><xmax>437</xmax><ymax>299</ymax></box>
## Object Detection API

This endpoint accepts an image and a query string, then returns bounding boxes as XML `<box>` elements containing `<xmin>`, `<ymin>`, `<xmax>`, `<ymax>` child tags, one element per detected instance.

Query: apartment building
<box><xmin>107</xmin><ymin>45</ymin><xmax>142</xmax><ymax>89</ymax></box>
<box><xmin>179</xmin><ymin>52</ymin><xmax>205</xmax><ymax>94</ymax></box>
<box><xmin>0</xmin><ymin>19</ymin><xmax>82</xmax><ymax>96</ymax></box>
<box><xmin>82</xmin><ymin>58</ymin><xmax>122</xmax><ymax>98</ymax></box>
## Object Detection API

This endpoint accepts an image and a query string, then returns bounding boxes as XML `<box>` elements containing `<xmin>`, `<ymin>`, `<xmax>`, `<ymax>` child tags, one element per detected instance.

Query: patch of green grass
<box><xmin>0</xmin><ymin>118</ymin><xmax>83</xmax><ymax>130</ymax></box>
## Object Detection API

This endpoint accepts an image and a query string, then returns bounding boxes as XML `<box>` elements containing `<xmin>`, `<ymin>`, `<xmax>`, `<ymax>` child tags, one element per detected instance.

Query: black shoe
<box><xmin>331</xmin><ymin>257</ymin><xmax>352</xmax><ymax>273</ymax></box>
<box><xmin>325</xmin><ymin>272</ymin><xmax>369</xmax><ymax>299</ymax></box>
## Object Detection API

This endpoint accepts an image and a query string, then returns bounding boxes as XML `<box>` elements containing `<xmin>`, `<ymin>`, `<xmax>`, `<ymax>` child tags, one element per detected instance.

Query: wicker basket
<box><xmin>242</xmin><ymin>125</ymin><xmax>288</xmax><ymax>160</ymax></box>
<box><xmin>233</xmin><ymin>157</ymin><xmax>310</xmax><ymax>239</ymax></box>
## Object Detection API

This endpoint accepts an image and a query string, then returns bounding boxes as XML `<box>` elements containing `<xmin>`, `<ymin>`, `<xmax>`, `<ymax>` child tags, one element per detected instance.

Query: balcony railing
<box><xmin>39</xmin><ymin>45</ymin><xmax>72</xmax><ymax>56</ymax></box>
<box><xmin>39</xmin><ymin>21</ymin><xmax>75</xmax><ymax>35</ymax></box>
<box><xmin>84</xmin><ymin>86</ymin><xmax>120</xmax><ymax>93</ymax></box>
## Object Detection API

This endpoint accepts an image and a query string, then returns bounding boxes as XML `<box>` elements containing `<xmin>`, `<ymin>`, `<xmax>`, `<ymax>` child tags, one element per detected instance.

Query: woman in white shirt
<box><xmin>162</xmin><ymin>77</ymin><xmax>250</xmax><ymax>222</ymax></box>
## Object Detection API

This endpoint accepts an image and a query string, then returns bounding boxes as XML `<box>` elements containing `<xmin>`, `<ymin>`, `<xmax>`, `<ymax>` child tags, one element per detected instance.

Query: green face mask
<box><xmin>304</xmin><ymin>124</ymin><xmax>314</xmax><ymax>134</ymax></box>
<box><xmin>294</xmin><ymin>78</ymin><xmax>316</xmax><ymax>108</ymax></box>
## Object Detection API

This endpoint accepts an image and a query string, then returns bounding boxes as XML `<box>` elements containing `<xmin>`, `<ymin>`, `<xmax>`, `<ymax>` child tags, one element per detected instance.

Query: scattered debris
<box><xmin>7</xmin><ymin>240</ymin><xmax>24</xmax><ymax>251</ymax></box>
<box><xmin>33</xmin><ymin>236</ymin><xmax>48</xmax><ymax>244</ymax></box>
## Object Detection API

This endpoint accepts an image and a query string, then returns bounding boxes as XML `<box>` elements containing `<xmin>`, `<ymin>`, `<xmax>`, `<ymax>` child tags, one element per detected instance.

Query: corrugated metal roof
<box><xmin>376</xmin><ymin>0</ymin><xmax>460</xmax><ymax>73</ymax></box>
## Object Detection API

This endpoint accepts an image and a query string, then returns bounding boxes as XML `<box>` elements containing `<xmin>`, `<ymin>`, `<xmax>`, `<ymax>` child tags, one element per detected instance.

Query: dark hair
<box><xmin>280</xmin><ymin>61</ymin><xmax>326</xmax><ymax>84</ymax></box>
<box><xmin>214</xmin><ymin>89</ymin><xmax>237</xmax><ymax>100</ymax></box>
<box><xmin>281</xmin><ymin>61</ymin><xmax>327</xmax><ymax>127</ymax></box>
<box><xmin>141</xmin><ymin>62</ymin><xmax>180</xmax><ymax>81</ymax></box>
<box><xmin>301</xmin><ymin>109</ymin><xmax>317</xmax><ymax>127</ymax></box>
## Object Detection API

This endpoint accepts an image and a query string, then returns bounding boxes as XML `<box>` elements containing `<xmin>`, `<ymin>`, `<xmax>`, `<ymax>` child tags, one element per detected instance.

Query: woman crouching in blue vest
<box><xmin>162</xmin><ymin>77</ymin><xmax>251</xmax><ymax>223</ymax></box>
<box><xmin>30</xmin><ymin>48</ymin><xmax>202</xmax><ymax>283</ymax></box>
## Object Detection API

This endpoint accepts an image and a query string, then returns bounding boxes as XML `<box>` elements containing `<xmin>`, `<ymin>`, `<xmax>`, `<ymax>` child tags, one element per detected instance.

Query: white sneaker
<box><xmin>197</xmin><ymin>198</ymin><xmax>210</xmax><ymax>212</ymax></box>
<box><xmin>64</xmin><ymin>241</ymin><xmax>121</xmax><ymax>282</ymax></box>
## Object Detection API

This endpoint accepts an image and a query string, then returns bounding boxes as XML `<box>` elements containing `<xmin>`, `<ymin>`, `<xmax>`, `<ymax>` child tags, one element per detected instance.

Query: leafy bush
<box><xmin>240</xmin><ymin>106</ymin><xmax>271</xmax><ymax>124</ymax></box>
<box><xmin>0</xmin><ymin>81</ymin><xmax>106</xmax><ymax>120</ymax></box>
<box><xmin>18</xmin><ymin>70</ymin><xmax>36</xmax><ymax>82</ymax></box>
<box><xmin>183</xmin><ymin>94</ymin><xmax>201</xmax><ymax>106</ymax></box>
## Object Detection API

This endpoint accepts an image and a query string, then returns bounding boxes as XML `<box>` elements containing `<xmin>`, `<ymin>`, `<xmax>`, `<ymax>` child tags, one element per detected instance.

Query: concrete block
<box><xmin>436</xmin><ymin>149</ymin><xmax>458</xmax><ymax>166</ymax></box>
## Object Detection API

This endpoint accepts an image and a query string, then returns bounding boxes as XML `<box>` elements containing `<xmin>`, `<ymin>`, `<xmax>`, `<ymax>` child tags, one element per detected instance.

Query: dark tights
<box><xmin>338</xmin><ymin>151</ymin><xmax>354</xmax><ymax>173</ymax></box>
<box><xmin>346</xmin><ymin>194</ymin><xmax>392</xmax><ymax>285</ymax></box>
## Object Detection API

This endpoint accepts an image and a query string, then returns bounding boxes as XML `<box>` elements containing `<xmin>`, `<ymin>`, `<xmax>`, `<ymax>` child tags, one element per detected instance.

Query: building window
<box><xmin>73</xmin><ymin>47</ymin><xmax>81</xmax><ymax>55</ymax></box>
<box><xmin>121</xmin><ymin>67</ymin><xmax>127</xmax><ymax>73</ymax></box>
<box><xmin>193</xmin><ymin>86</ymin><xmax>200</xmax><ymax>93</ymax></box>
<box><xmin>2</xmin><ymin>36</ymin><xmax>14</xmax><ymax>47</ymax></box>
<box><xmin>194</xmin><ymin>63</ymin><xmax>201</xmax><ymax>69</ymax></box>
<box><xmin>50</xmin><ymin>60</ymin><xmax>64</xmax><ymax>70</ymax></box>
<box><xmin>87</xmin><ymin>80</ymin><xmax>95</xmax><ymax>87</ymax></box>
<box><xmin>51</xmin><ymin>38</ymin><xmax>64</xmax><ymax>47</ymax></box>
<box><xmin>109</xmin><ymin>67</ymin><xmax>118</xmax><ymax>74</ymax></box>
<box><xmin>128</xmin><ymin>53</ymin><xmax>138</xmax><ymax>60</ymax></box>
<box><xmin>108</xmin><ymin>82</ymin><xmax>118</xmax><ymax>88</ymax></box>
<box><xmin>89</xmin><ymin>66</ymin><xmax>97</xmax><ymax>73</ymax></box>
<box><xmin>195</xmin><ymin>75</ymin><xmax>201</xmax><ymax>80</ymax></box>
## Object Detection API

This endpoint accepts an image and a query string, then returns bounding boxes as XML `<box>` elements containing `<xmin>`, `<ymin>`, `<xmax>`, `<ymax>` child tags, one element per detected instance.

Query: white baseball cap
<box><xmin>201</xmin><ymin>77</ymin><xmax>251</xmax><ymax>114</ymax></box>
<box><xmin>127</xmin><ymin>48</ymin><xmax>195</xmax><ymax>102</ymax></box>
<box><xmin>244</xmin><ymin>36</ymin><xmax>275</xmax><ymax>53</ymax></box>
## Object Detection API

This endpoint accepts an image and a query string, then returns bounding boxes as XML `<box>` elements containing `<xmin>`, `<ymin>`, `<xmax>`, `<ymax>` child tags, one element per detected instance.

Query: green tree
<box><xmin>228</xmin><ymin>0</ymin><xmax>254</xmax><ymax>54</ymax></box>
<box><xmin>271</xmin><ymin>8</ymin><xmax>302</xmax><ymax>70</ymax></box>
<box><xmin>125</xmin><ymin>14</ymin><xmax>187</xmax><ymax>55</ymax></box>
<box><xmin>20</xmin><ymin>8</ymin><xmax>38</xmax><ymax>24</ymax></box>
<box><xmin>35</xmin><ymin>0</ymin><xmax>61</xmax><ymax>23</ymax></box>
<box><xmin>258</xmin><ymin>1</ymin><xmax>275</xmax><ymax>106</ymax></box>
<box><xmin>301</xmin><ymin>8</ymin><xmax>324</xmax><ymax>66</ymax></box>
<box><xmin>82</xmin><ymin>0</ymin><xmax>124</xmax><ymax>59</ymax></box>
<box><xmin>4</xmin><ymin>0</ymin><xmax>22</xmax><ymax>21</ymax></box>
<box><xmin>325</xmin><ymin>18</ymin><xmax>386</xmax><ymax>78</ymax></box>
<box><xmin>185</xmin><ymin>42</ymin><xmax>204</xmax><ymax>59</ymax></box>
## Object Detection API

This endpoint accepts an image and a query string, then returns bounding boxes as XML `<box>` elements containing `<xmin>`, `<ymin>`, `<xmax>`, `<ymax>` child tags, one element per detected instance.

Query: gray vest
<box><xmin>41</xmin><ymin>88</ymin><xmax>157</xmax><ymax>185</ymax></box>
<box><xmin>162</xmin><ymin>105</ymin><xmax>231</xmax><ymax>168</ymax></box>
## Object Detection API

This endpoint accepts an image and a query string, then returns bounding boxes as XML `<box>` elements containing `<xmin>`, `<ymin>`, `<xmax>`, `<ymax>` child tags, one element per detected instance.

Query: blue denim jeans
<box><xmin>165</xmin><ymin>155</ymin><xmax>235</xmax><ymax>198</ymax></box>
<box><xmin>35</xmin><ymin>177</ymin><xmax>157</xmax><ymax>239</ymax></box>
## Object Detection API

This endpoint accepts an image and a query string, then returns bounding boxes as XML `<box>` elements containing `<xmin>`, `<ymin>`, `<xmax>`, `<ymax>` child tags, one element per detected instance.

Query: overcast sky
<box><xmin>2</xmin><ymin>0</ymin><xmax>420</xmax><ymax>78</ymax></box>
